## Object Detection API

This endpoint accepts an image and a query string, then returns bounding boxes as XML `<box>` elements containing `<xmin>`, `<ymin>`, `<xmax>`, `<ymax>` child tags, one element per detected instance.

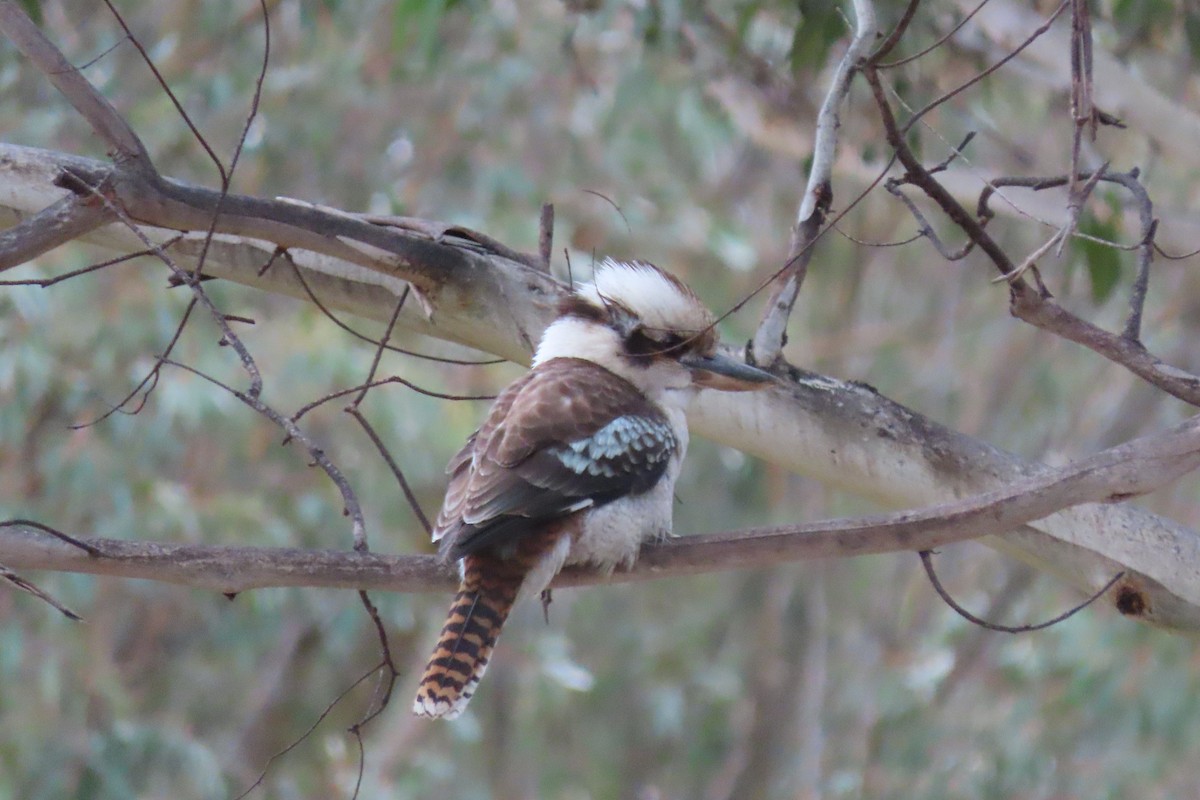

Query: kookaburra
<box><xmin>413</xmin><ymin>259</ymin><xmax>771</xmax><ymax>719</ymax></box>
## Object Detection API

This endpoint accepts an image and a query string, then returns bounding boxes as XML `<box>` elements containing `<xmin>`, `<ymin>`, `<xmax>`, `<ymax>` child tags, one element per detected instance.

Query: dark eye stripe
<box><xmin>627</xmin><ymin>326</ymin><xmax>690</xmax><ymax>352</ymax></box>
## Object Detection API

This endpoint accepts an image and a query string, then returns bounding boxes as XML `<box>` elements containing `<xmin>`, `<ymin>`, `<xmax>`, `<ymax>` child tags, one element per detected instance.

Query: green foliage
<box><xmin>2</xmin><ymin>0</ymin><xmax>1200</xmax><ymax>798</ymax></box>
<box><xmin>1111</xmin><ymin>0</ymin><xmax>1177</xmax><ymax>41</ymax></box>
<box><xmin>1186</xmin><ymin>6</ymin><xmax>1200</xmax><ymax>61</ymax></box>
<box><xmin>790</xmin><ymin>0</ymin><xmax>845</xmax><ymax>72</ymax></box>
<box><xmin>1074</xmin><ymin>192</ymin><xmax>1125</xmax><ymax>305</ymax></box>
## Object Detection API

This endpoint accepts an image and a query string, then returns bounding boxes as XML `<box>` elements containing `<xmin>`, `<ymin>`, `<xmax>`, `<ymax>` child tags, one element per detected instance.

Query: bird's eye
<box><xmin>625</xmin><ymin>328</ymin><xmax>686</xmax><ymax>357</ymax></box>
<box><xmin>623</xmin><ymin>328</ymin><xmax>657</xmax><ymax>356</ymax></box>
<box><xmin>660</xmin><ymin>333</ymin><xmax>686</xmax><ymax>351</ymax></box>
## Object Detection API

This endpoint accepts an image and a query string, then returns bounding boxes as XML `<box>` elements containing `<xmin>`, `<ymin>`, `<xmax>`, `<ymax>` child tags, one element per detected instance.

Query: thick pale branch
<box><xmin>0</xmin><ymin>144</ymin><xmax>556</xmax><ymax>362</ymax></box>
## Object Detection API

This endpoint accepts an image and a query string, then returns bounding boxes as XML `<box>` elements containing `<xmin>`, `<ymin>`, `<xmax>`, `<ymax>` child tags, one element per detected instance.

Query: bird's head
<box><xmin>533</xmin><ymin>259</ymin><xmax>771</xmax><ymax>404</ymax></box>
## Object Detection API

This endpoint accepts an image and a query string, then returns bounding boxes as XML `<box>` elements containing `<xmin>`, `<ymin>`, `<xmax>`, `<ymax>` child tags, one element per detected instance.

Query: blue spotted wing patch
<box><xmin>553</xmin><ymin>415</ymin><xmax>676</xmax><ymax>487</ymax></box>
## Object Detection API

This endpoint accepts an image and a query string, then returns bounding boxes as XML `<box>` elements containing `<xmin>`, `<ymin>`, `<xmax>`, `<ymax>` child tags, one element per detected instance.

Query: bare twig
<box><xmin>342</xmin><ymin>286</ymin><xmax>433</xmax><ymax>538</ymax></box>
<box><xmin>1154</xmin><ymin>243</ymin><xmax>1200</xmax><ymax>261</ymax></box>
<box><xmin>350</xmin><ymin>288</ymin><xmax>409</xmax><ymax>411</ymax></box>
<box><xmin>72</xmin><ymin>296</ymin><xmax>198</xmax><ymax>429</ymax></box>
<box><xmin>751</xmin><ymin>0</ymin><xmax>879</xmax><ymax>367</ymax></box>
<box><xmin>346</xmin><ymin>407</ymin><xmax>432</xmax><ymax>536</ymax></box>
<box><xmin>990</xmin><ymin>227</ymin><xmax>1065</xmax><ymax>284</ymax></box>
<box><xmin>161</xmin><ymin>357</ymin><xmax>367</xmax><ymax>550</ymax></box>
<box><xmin>0</xmin><ymin>518</ymin><xmax>101</xmax><ymax>555</ymax></box>
<box><xmin>1103</xmin><ymin>171</ymin><xmax>1156</xmax><ymax>341</ymax></box>
<box><xmin>868</xmin><ymin>0</ymin><xmax>920</xmax><ymax>64</ymax></box>
<box><xmin>864</xmin><ymin>64</ymin><xmax>1200</xmax><ymax>407</ymax></box>
<box><xmin>232</xmin><ymin>661</ymin><xmax>388</xmax><ymax>800</ymax></box>
<box><xmin>833</xmin><ymin>228</ymin><xmax>924</xmax><ymax>248</ymax></box>
<box><xmin>348</xmin><ymin>591</ymin><xmax>400</xmax><ymax>729</ymax></box>
<box><xmin>1055</xmin><ymin>155</ymin><xmax>1107</xmax><ymax>258</ymax></box>
<box><xmin>898</xmin><ymin>0</ymin><xmax>1069</xmax><ymax>137</ymax></box>
<box><xmin>920</xmin><ymin>549</ymin><xmax>1123</xmax><ymax>632</ymax></box>
<box><xmin>101</xmin><ymin>0</ymin><xmax>227</xmax><ymax>183</ymax></box>
<box><xmin>276</xmin><ymin>249</ymin><xmax>502</xmax><ymax>366</ymax></box>
<box><xmin>1063</xmin><ymin>0</ymin><xmax>1095</xmax><ymax>251</ymax></box>
<box><xmin>0</xmin><ymin>241</ymin><xmax>177</xmax><ymax>287</ymax></box>
<box><xmin>290</xmin><ymin>377</ymin><xmax>492</xmax><ymax>427</ymax></box>
<box><xmin>0</xmin><ymin>560</ymin><xmax>82</xmax><ymax>620</ymax></box>
<box><xmin>884</xmin><ymin>180</ymin><xmax>974</xmax><ymax>261</ymax></box>
<box><xmin>877</xmin><ymin>0</ymin><xmax>987</xmax><ymax>68</ymax></box>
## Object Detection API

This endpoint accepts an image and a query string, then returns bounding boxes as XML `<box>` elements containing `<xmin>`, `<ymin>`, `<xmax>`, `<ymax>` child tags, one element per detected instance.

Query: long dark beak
<box><xmin>680</xmin><ymin>352</ymin><xmax>773</xmax><ymax>392</ymax></box>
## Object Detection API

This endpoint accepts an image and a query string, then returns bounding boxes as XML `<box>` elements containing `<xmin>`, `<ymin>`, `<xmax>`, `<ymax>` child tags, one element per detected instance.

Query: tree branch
<box><xmin>0</xmin><ymin>192</ymin><xmax>114</xmax><ymax>270</ymax></box>
<box><xmin>750</xmin><ymin>0</ymin><xmax>878</xmax><ymax>367</ymax></box>
<box><xmin>5</xmin><ymin>411</ymin><xmax>1200</xmax><ymax>622</ymax></box>
<box><xmin>0</xmin><ymin>0</ymin><xmax>149</xmax><ymax>164</ymax></box>
<box><xmin>863</xmin><ymin>64</ymin><xmax>1200</xmax><ymax>408</ymax></box>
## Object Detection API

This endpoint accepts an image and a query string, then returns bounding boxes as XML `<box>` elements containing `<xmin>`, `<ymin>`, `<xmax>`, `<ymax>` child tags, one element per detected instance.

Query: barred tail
<box><xmin>412</xmin><ymin>563</ymin><xmax>520</xmax><ymax>719</ymax></box>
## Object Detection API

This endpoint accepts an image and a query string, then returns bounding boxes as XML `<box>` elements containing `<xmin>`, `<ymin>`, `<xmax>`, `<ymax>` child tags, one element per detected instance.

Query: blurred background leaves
<box><xmin>1</xmin><ymin>0</ymin><xmax>1200</xmax><ymax>798</ymax></box>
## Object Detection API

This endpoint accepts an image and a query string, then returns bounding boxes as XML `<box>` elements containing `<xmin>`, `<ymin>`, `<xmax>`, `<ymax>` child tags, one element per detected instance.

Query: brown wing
<box><xmin>433</xmin><ymin>357</ymin><xmax>678</xmax><ymax>561</ymax></box>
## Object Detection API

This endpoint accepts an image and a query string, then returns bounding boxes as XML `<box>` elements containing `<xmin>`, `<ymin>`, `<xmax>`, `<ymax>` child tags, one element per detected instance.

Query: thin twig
<box><xmin>0</xmin><ymin>519</ymin><xmax>101</xmax><ymax>555</ymax></box>
<box><xmin>350</xmin><ymin>288</ymin><xmax>410</xmax><ymax>410</ymax></box>
<box><xmin>833</xmin><ymin>228</ymin><xmax>924</xmax><ymax>249</ymax></box>
<box><xmin>346</xmin><ymin>407</ymin><xmax>432</xmax><ymax>536</ymax></box>
<box><xmin>898</xmin><ymin>0</ymin><xmax>1070</xmax><ymax>137</ymax></box>
<box><xmin>1154</xmin><ymin>243</ymin><xmax>1200</xmax><ymax>261</ymax></box>
<box><xmin>232</xmin><ymin>661</ymin><xmax>388</xmax><ymax>800</ymax></box>
<box><xmin>884</xmin><ymin>179</ymin><xmax>974</xmax><ymax>261</ymax></box>
<box><xmin>990</xmin><ymin>227</ymin><xmax>1066</xmax><ymax>284</ymax></box>
<box><xmin>581</xmin><ymin>189</ymin><xmax>631</xmax><ymax>236</ymax></box>
<box><xmin>101</xmin><ymin>0</ymin><xmax>226</xmax><ymax>183</ymax></box>
<box><xmin>920</xmin><ymin>550</ymin><xmax>1124</xmax><ymax>633</ymax></box>
<box><xmin>290</xmin><ymin>377</ymin><xmax>493</xmax><ymax>427</ymax></box>
<box><xmin>0</xmin><ymin>560</ymin><xmax>82</xmax><ymax>620</ymax></box>
<box><xmin>348</xmin><ymin>591</ymin><xmax>400</xmax><ymax>729</ymax></box>
<box><xmin>160</xmin><ymin>357</ymin><xmax>367</xmax><ymax>549</ymax></box>
<box><xmin>868</xmin><ymin>0</ymin><xmax>920</xmax><ymax>64</ymax></box>
<box><xmin>877</xmin><ymin>0</ymin><xmax>989</xmax><ymax>68</ymax></box>
<box><xmin>1063</xmin><ymin>0</ymin><xmax>1095</xmax><ymax>247</ymax></box>
<box><xmin>343</xmin><ymin>286</ymin><xmax>431</xmax><ymax>545</ymax></box>
<box><xmin>0</xmin><ymin>240</ymin><xmax>180</xmax><ymax>286</ymax></box>
<box><xmin>275</xmin><ymin>249</ymin><xmax>500</xmax><ymax>365</ymax></box>
<box><xmin>1055</xmin><ymin>159</ymin><xmax>1108</xmax><ymax>257</ymax></box>
<box><xmin>71</xmin><ymin>296</ymin><xmax>197</xmax><ymax>429</ymax></box>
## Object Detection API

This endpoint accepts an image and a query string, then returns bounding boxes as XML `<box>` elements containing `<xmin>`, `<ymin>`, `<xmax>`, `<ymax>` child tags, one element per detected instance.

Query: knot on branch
<box><xmin>1114</xmin><ymin>582</ymin><xmax>1149</xmax><ymax>617</ymax></box>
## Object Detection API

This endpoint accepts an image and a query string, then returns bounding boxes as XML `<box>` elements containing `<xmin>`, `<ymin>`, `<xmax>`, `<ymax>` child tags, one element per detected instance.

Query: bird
<box><xmin>412</xmin><ymin>258</ymin><xmax>771</xmax><ymax>719</ymax></box>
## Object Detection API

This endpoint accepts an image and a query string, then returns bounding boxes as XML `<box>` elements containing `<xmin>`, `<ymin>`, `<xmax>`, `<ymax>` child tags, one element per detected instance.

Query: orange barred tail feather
<box><xmin>412</xmin><ymin>566</ymin><xmax>521</xmax><ymax>719</ymax></box>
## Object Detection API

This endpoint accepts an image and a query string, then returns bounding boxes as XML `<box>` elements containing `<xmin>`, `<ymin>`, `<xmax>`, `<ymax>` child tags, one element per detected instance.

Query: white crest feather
<box><xmin>577</xmin><ymin>258</ymin><xmax>714</xmax><ymax>335</ymax></box>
